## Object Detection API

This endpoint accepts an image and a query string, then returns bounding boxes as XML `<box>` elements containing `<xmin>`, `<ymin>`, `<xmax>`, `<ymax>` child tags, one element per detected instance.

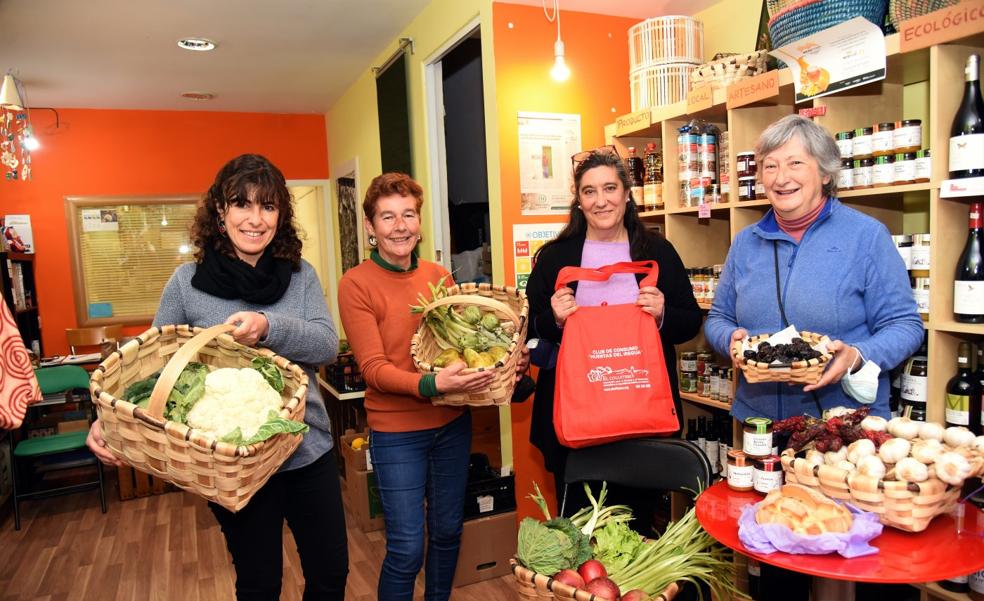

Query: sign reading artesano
<box><xmin>898</xmin><ymin>0</ymin><xmax>984</xmax><ymax>54</ymax></box>
<box><xmin>726</xmin><ymin>71</ymin><xmax>780</xmax><ymax>109</ymax></box>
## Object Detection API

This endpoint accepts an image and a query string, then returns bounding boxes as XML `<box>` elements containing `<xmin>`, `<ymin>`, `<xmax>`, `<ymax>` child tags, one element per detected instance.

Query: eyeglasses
<box><xmin>571</xmin><ymin>145</ymin><xmax>621</xmax><ymax>173</ymax></box>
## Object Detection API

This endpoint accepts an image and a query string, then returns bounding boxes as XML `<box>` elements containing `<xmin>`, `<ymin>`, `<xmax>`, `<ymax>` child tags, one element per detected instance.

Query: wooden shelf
<box><xmin>838</xmin><ymin>181</ymin><xmax>934</xmax><ymax>198</ymax></box>
<box><xmin>933</xmin><ymin>321</ymin><xmax>984</xmax><ymax>336</ymax></box>
<box><xmin>680</xmin><ymin>391</ymin><xmax>731</xmax><ymax>412</ymax></box>
<box><xmin>316</xmin><ymin>375</ymin><xmax>366</xmax><ymax>402</ymax></box>
<box><xmin>912</xmin><ymin>582</ymin><xmax>972</xmax><ymax>601</ymax></box>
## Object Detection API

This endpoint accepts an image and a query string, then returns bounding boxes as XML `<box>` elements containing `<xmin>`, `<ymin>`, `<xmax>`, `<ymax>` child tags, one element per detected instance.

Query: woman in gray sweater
<box><xmin>87</xmin><ymin>154</ymin><xmax>348</xmax><ymax>600</ymax></box>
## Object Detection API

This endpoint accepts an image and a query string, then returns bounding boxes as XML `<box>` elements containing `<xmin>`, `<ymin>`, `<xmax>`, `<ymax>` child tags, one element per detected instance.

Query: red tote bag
<box><xmin>553</xmin><ymin>260</ymin><xmax>678</xmax><ymax>448</ymax></box>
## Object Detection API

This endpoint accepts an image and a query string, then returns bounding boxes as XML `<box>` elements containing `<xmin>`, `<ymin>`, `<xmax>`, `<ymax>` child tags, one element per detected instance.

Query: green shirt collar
<box><xmin>371</xmin><ymin>248</ymin><xmax>418</xmax><ymax>272</ymax></box>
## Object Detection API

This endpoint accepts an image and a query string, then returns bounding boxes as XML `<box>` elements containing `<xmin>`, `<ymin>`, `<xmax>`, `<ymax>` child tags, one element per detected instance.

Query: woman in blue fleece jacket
<box><xmin>705</xmin><ymin>115</ymin><xmax>923</xmax><ymax>424</ymax></box>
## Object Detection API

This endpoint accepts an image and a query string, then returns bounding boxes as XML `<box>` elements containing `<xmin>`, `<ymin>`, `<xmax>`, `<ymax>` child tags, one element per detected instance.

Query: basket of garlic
<box><xmin>776</xmin><ymin>408</ymin><xmax>984</xmax><ymax>533</ymax></box>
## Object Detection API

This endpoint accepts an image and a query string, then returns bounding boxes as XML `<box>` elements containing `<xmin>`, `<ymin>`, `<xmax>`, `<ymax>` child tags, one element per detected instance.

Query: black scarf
<box><xmin>191</xmin><ymin>244</ymin><xmax>293</xmax><ymax>305</ymax></box>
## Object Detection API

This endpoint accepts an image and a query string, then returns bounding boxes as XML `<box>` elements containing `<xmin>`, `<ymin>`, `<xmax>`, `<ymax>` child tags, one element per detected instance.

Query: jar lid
<box><xmin>753</xmin><ymin>455</ymin><xmax>782</xmax><ymax>470</ymax></box>
<box><xmin>901</xmin><ymin>151</ymin><xmax>918</xmax><ymax>160</ymax></box>
<box><xmin>835</xmin><ymin>131</ymin><xmax>853</xmax><ymax>140</ymax></box>
<box><xmin>727</xmin><ymin>449</ymin><xmax>748</xmax><ymax>465</ymax></box>
<box><xmin>874</xmin><ymin>155</ymin><xmax>894</xmax><ymax>164</ymax></box>
<box><xmin>744</xmin><ymin>417</ymin><xmax>772</xmax><ymax>432</ymax></box>
<box><xmin>919</xmin><ymin>148</ymin><xmax>931</xmax><ymax>157</ymax></box>
<box><xmin>860</xmin><ymin>157</ymin><xmax>875</xmax><ymax>166</ymax></box>
<box><xmin>876</xmin><ymin>122</ymin><xmax>895</xmax><ymax>130</ymax></box>
<box><xmin>899</xmin><ymin>119</ymin><xmax>922</xmax><ymax>126</ymax></box>
<box><xmin>854</xmin><ymin>127</ymin><xmax>873</xmax><ymax>135</ymax></box>
<box><xmin>841</xmin><ymin>158</ymin><xmax>853</xmax><ymax>167</ymax></box>
<box><xmin>737</xmin><ymin>151</ymin><xmax>755</xmax><ymax>156</ymax></box>
<box><xmin>738</xmin><ymin>175</ymin><xmax>757</xmax><ymax>181</ymax></box>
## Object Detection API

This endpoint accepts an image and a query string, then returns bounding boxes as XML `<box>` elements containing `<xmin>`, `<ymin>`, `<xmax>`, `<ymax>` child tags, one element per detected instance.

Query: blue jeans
<box><xmin>370</xmin><ymin>411</ymin><xmax>471</xmax><ymax>601</ymax></box>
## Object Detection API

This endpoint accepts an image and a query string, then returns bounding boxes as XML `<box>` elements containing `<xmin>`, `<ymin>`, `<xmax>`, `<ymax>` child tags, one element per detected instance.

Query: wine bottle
<box><xmin>949</xmin><ymin>54</ymin><xmax>984</xmax><ymax>179</ymax></box>
<box><xmin>955</xmin><ymin>202</ymin><xmax>984</xmax><ymax>323</ymax></box>
<box><xmin>945</xmin><ymin>342</ymin><xmax>981</xmax><ymax>434</ymax></box>
<box><xmin>625</xmin><ymin>146</ymin><xmax>645</xmax><ymax>206</ymax></box>
<box><xmin>696</xmin><ymin>415</ymin><xmax>708</xmax><ymax>455</ymax></box>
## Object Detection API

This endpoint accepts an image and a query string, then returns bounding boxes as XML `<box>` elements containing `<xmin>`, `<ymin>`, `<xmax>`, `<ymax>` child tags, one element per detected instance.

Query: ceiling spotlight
<box><xmin>181</xmin><ymin>91</ymin><xmax>214</xmax><ymax>100</ymax></box>
<box><xmin>177</xmin><ymin>38</ymin><xmax>216</xmax><ymax>52</ymax></box>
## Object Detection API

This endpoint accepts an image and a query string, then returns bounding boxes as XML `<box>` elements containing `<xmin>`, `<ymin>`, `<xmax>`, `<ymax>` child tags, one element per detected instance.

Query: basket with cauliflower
<box><xmin>89</xmin><ymin>324</ymin><xmax>310</xmax><ymax>511</ymax></box>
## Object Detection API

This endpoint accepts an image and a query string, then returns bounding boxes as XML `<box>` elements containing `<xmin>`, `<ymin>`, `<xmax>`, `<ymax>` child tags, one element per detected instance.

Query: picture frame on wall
<box><xmin>756</xmin><ymin>0</ymin><xmax>771</xmax><ymax>51</ymax></box>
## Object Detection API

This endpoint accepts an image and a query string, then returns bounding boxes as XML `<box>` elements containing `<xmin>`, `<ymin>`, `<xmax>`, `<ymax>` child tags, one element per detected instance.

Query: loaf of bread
<box><xmin>755</xmin><ymin>483</ymin><xmax>853</xmax><ymax>535</ymax></box>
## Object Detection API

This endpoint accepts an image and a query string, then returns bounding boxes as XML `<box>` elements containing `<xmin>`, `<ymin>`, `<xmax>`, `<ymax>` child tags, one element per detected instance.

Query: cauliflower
<box><xmin>186</xmin><ymin>367</ymin><xmax>283</xmax><ymax>440</ymax></box>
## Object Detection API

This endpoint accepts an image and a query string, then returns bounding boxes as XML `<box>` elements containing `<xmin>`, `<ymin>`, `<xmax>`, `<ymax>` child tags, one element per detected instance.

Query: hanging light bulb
<box><xmin>22</xmin><ymin>125</ymin><xmax>39</xmax><ymax>151</ymax></box>
<box><xmin>551</xmin><ymin>39</ymin><xmax>570</xmax><ymax>82</ymax></box>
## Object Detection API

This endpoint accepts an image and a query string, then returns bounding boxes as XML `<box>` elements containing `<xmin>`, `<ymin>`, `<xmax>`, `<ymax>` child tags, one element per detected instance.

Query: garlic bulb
<box><xmin>861</xmin><ymin>415</ymin><xmax>888</xmax><ymax>432</ymax></box>
<box><xmin>824</xmin><ymin>447</ymin><xmax>848</xmax><ymax>466</ymax></box>
<box><xmin>888</xmin><ymin>417</ymin><xmax>920</xmax><ymax>440</ymax></box>
<box><xmin>910</xmin><ymin>439</ymin><xmax>943</xmax><ymax>464</ymax></box>
<box><xmin>847</xmin><ymin>439</ymin><xmax>876</xmax><ymax>465</ymax></box>
<box><xmin>835</xmin><ymin>460</ymin><xmax>857</xmax><ymax>472</ymax></box>
<box><xmin>856</xmin><ymin>455</ymin><xmax>887</xmax><ymax>479</ymax></box>
<box><xmin>917</xmin><ymin>421</ymin><xmax>945</xmax><ymax>442</ymax></box>
<box><xmin>895</xmin><ymin>457</ymin><xmax>929</xmax><ymax>482</ymax></box>
<box><xmin>878</xmin><ymin>437</ymin><xmax>911</xmax><ymax>464</ymax></box>
<box><xmin>805</xmin><ymin>449</ymin><xmax>825</xmax><ymax>469</ymax></box>
<box><xmin>823</xmin><ymin>406</ymin><xmax>853</xmax><ymax>420</ymax></box>
<box><xmin>944</xmin><ymin>426</ymin><xmax>976</xmax><ymax>448</ymax></box>
<box><xmin>935</xmin><ymin>451</ymin><xmax>973</xmax><ymax>486</ymax></box>
<box><xmin>974</xmin><ymin>436</ymin><xmax>984</xmax><ymax>452</ymax></box>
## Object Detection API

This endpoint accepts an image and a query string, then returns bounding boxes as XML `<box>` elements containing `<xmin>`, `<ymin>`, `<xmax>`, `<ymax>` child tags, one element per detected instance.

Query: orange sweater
<box><xmin>337</xmin><ymin>256</ymin><xmax>464</xmax><ymax>432</ymax></box>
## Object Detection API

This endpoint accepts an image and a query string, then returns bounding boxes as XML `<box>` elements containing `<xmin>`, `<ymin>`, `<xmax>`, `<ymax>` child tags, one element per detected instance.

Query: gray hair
<box><xmin>755</xmin><ymin>114</ymin><xmax>841</xmax><ymax>198</ymax></box>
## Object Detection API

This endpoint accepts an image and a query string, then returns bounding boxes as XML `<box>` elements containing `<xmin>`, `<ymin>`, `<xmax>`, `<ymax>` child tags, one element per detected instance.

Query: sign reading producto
<box><xmin>898</xmin><ymin>0</ymin><xmax>984</xmax><ymax>53</ymax></box>
<box><xmin>615</xmin><ymin>109</ymin><xmax>652</xmax><ymax>137</ymax></box>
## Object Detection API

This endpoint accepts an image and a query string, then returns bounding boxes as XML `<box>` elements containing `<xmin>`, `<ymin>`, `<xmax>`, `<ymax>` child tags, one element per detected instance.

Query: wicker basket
<box><xmin>630</xmin><ymin>63</ymin><xmax>693</xmax><ymax>111</ymax></box>
<box><xmin>628</xmin><ymin>16</ymin><xmax>704</xmax><ymax>71</ymax></box>
<box><xmin>887</xmin><ymin>0</ymin><xmax>959</xmax><ymax>29</ymax></box>
<box><xmin>779</xmin><ymin>449</ymin><xmax>981</xmax><ymax>532</ymax></box>
<box><xmin>690</xmin><ymin>51</ymin><xmax>770</xmax><ymax>91</ymax></box>
<box><xmin>731</xmin><ymin>330</ymin><xmax>832</xmax><ymax>385</ymax></box>
<box><xmin>768</xmin><ymin>0</ymin><xmax>888</xmax><ymax>51</ymax></box>
<box><xmin>410</xmin><ymin>283</ymin><xmax>528</xmax><ymax>407</ymax></box>
<box><xmin>89</xmin><ymin>324</ymin><xmax>309</xmax><ymax>512</ymax></box>
<box><xmin>511</xmin><ymin>559</ymin><xmax>679</xmax><ymax>601</ymax></box>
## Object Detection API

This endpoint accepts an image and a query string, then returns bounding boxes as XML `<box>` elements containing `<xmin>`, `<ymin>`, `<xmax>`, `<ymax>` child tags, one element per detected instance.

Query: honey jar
<box><xmin>894</xmin><ymin>119</ymin><xmax>922</xmax><ymax>153</ymax></box>
<box><xmin>893</xmin><ymin>152</ymin><xmax>917</xmax><ymax>184</ymax></box>
<box><xmin>852</xmin><ymin>158</ymin><xmax>873</xmax><ymax>189</ymax></box>
<box><xmin>914</xmin><ymin>149</ymin><xmax>931</xmax><ymax>183</ymax></box>
<box><xmin>872</xmin><ymin>155</ymin><xmax>895</xmax><ymax>187</ymax></box>
<box><xmin>835</xmin><ymin>131</ymin><xmax>853</xmax><ymax>159</ymax></box>
<box><xmin>852</xmin><ymin>127</ymin><xmax>873</xmax><ymax>160</ymax></box>
<box><xmin>727</xmin><ymin>450</ymin><xmax>753</xmax><ymax>492</ymax></box>
<box><xmin>872</xmin><ymin>122</ymin><xmax>895</xmax><ymax>157</ymax></box>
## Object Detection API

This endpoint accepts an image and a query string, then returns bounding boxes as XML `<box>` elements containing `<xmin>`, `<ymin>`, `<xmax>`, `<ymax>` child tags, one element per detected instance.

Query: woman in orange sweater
<box><xmin>338</xmin><ymin>173</ymin><xmax>511</xmax><ymax>601</ymax></box>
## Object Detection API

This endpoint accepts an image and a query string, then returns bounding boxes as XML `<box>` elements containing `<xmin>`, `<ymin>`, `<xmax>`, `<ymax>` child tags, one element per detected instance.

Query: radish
<box><xmin>585</xmin><ymin>576</ymin><xmax>621</xmax><ymax>600</ymax></box>
<box><xmin>577</xmin><ymin>559</ymin><xmax>607</xmax><ymax>583</ymax></box>
<box><xmin>621</xmin><ymin>589</ymin><xmax>650</xmax><ymax>601</ymax></box>
<box><xmin>552</xmin><ymin>569</ymin><xmax>585</xmax><ymax>589</ymax></box>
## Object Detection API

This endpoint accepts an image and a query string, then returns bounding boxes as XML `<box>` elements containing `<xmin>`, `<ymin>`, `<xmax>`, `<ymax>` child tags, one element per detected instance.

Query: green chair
<box><xmin>10</xmin><ymin>365</ymin><xmax>107</xmax><ymax>530</ymax></box>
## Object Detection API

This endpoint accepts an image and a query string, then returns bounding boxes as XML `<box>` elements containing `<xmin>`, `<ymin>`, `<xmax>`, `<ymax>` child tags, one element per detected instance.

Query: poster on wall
<box><xmin>769</xmin><ymin>17</ymin><xmax>886</xmax><ymax>104</ymax></box>
<box><xmin>518</xmin><ymin>112</ymin><xmax>581</xmax><ymax>215</ymax></box>
<box><xmin>2</xmin><ymin>215</ymin><xmax>34</xmax><ymax>253</ymax></box>
<box><xmin>512</xmin><ymin>222</ymin><xmax>565</xmax><ymax>290</ymax></box>
<box><xmin>81</xmin><ymin>209</ymin><xmax>120</xmax><ymax>232</ymax></box>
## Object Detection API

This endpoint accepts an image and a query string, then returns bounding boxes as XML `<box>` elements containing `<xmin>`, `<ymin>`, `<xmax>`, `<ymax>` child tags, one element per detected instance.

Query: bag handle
<box><xmin>147</xmin><ymin>324</ymin><xmax>236</xmax><ymax>419</ymax></box>
<box><xmin>555</xmin><ymin>260</ymin><xmax>659</xmax><ymax>291</ymax></box>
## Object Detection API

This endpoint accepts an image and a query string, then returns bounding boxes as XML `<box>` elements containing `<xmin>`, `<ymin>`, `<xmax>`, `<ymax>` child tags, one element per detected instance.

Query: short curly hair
<box><xmin>191</xmin><ymin>154</ymin><xmax>302</xmax><ymax>270</ymax></box>
<box><xmin>363</xmin><ymin>172</ymin><xmax>424</xmax><ymax>221</ymax></box>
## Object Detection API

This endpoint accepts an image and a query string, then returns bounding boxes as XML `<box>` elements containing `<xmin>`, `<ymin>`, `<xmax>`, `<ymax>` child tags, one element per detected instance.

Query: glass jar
<box><xmin>727</xmin><ymin>450</ymin><xmax>753</xmax><ymax>492</ymax></box>
<box><xmin>894</xmin><ymin>119</ymin><xmax>922</xmax><ymax>153</ymax></box>
<box><xmin>753</xmin><ymin>455</ymin><xmax>784</xmax><ymax>494</ymax></box>
<box><xmin>852</xmin><ymin>157</ymin><xmax>874</xmax><ymax>189</ymax></box>
<box><xmin>900</xmin><ymin>354</ymin><xmax>928</xmax><ymax>416</ymax></box>
<box><xmin>892</xmin><ymin>234</ymin><xmax>913</xmax><ymax>269</ymax></box>
<box><xmin>872</xmin><ymin>122</ymin><xmax>895</xmax><ymax>157</ymax></box>
<box><xmin>910</xmin><ymin>233</ymin><xmax>931</xmax><ymax>276</ymax></box>
<box><xmin>872</xmin><ymin>155</ymin><xmax>895</xmax><ymax>187</ymax></box>
<box><xmin>700</xmin><ymin>373</ymin><xmax>711</xmax><ymax>397</ymax></box>
<box><xmin>709</xmin><ymin>366</ymin><xmax>720</xmax><ymax>401</ymax></box>
<box><xmin>680</xmin><ymin>351</ymin><xmax>697</xmax><ymax>373</ymax></box>
<box><xmin>696</xmin><ymin>351</ymin><xmax>714</xmax><ymax>376</ymax></box>
<box><xmin>852</xmin><ymin>127</ymin><xmax>874</xmax><ymax>159</ymax></box>
<box><xmin>838</xmin><ymin>158</ymin><xmax>854</xmax><ymax>190</ymax></box>
<box><xmin>736</xmin><ymin>151</ymin><xmax>756</xmax><ymax>178</ymax></box>
<box><xmin>742</xmin><ymin>417</ymin><xmax>773</xmax><ymax>457</ymax></box>
<box><xmin>914</xmin><ymin>149</ymin><xmax>931</xmax><ymax>183</ymax></box>
<box><xmin>912</xmin><ymin>277</ymin><xmax>930</xmax><ymax>321</ymax></box>
<box><xmin>893</xmin><ymin>152</ymin><xmax>917</xmax><ymax>184</ymax></box>
<box><xmin>680</xmin><ymin>370</ymin><xmax>697</xmax><ymax>393</ymax></box>
<box><xmin>835</xmin><ymin>131</ymin><xmax>853</xmax><ymax>159</ymax></box>
<box><xmin>737</xmin><ymin>176</ymin><xmax>756</xmax><ymax>201</ymax></box>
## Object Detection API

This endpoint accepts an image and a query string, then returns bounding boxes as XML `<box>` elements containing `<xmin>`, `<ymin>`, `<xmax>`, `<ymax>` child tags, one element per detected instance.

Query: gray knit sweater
<box><xmin>154</xmin><ymin>259</ymin><xmax>338</xmax><ymax>471</ymax></box>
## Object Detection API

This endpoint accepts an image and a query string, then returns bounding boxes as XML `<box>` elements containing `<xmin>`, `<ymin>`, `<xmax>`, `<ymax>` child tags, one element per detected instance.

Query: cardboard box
<box><xmin>57</xmin><ymin>419</ymin><xmax>90</xmax><ymax>434</ymax></box>
<box><xmin>344</xmin><ymin>467</ymin><xmax>384</xmax><ymax>532</ymax></box>
<box><xmin>340</xmin><ymin>429</ymin><xmax>370</xmax><ymax>476</ymax></box>
<box><xmin>453</xmin><ymin>510</ymin><xmax>517</xmax><ymax>588</ymax></box>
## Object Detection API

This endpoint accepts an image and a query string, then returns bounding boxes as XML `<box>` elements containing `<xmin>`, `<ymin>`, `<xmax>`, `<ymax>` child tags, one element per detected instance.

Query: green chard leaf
<box><xmin>251</xmin><ymin>357</ymin><xmax>285</xmax><ymax>393</ymax></box>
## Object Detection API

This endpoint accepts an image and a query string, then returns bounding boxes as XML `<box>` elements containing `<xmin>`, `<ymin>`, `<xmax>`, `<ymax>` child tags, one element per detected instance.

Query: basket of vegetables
<box><xmin>777</xmin><ymin>407</ymin><xmax>984</xmax><ymax>532</ymax></box>
<box><xmin>512</xmin><ymin>483</ymin><xmax>738</xmax><ymax>601</ymax></box>
<box><xmin>89</xmin><ymin>323</ymin><xmax>310</xmax><ymax>512</ymax></box>
<box><xmin>410</xmin><ymin>280</ymin><xmax>528</xmax><ymax>407</ymax></box>
<box><xmin>731</xmin><ymin>329</ymin><xmax>831</xmax><ymax>385</ymax></box>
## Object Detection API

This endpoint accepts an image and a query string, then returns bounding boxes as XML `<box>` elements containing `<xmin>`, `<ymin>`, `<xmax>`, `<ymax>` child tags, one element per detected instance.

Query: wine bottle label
<box><xmin>901</xmin><ymin>374</ymin><xmax>927</xmax><ymax>404</ymax></box>
<box><xmin>949</xmin><ymin>134</ymin><xmax>984</xmax><ymax>172</ymax></box>
<box><xmin>631</xmin><ymin>186</ymin><xmax>644</xmax><ymax>205</ymax></box>
<box><xmin>954</xmin><ymin>280</ymin><xmax>984</xmax><ymax>315</ymax></box>
<box><xmin>913</xmin><ymin>288</ymin><xmax>930</xmax><ymax>314</ymax></box>
<box><xmin>946</xmin><ymin>393</ymin><xmax>970</xmax><ymax>426</ymax></box>
<box><xmin>911</xmin><ymin>246</ymin><xmax>931</xmax><ymax>269</ymax></box>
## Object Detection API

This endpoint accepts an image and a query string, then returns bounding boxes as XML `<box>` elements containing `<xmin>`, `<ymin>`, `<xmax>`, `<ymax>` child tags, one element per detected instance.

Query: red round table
<box><xmin>695</xmin><ymin>480</ymin><xmax>984</xmax><ymax>583</ymax></box>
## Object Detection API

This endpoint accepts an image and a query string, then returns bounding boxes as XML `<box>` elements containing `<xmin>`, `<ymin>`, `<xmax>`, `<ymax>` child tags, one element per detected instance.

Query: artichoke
<box><xmin>480</xmin><ymin>312</ymin><xmax>500</xmax><ymax>331</ymax></box>
<box><xmin>461</xmin><ymin>305</ymin><xmax>482</xmax><ymax>325</ymax></box>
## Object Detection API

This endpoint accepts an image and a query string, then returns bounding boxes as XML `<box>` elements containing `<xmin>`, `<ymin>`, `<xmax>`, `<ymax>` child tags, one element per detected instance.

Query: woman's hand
<box><xmin>225</xmin><ymin>311</ymin><xmax>269</xmax><ymax>346</ymax></box>
<box><xmin>514</xmin><ymin>345</ymin><xmax>530</xmax><ymax>381</ymax></box>
<box><xmin>803</xmin><ymin>340</ymin><xmax>860</xmax><ymax>392</ymax></box>
<box><xmin>86</xmin><ymin>419</ymin><xmax>123</xmax><ymax>467</ymax></box>
<box><xmin>551</xmin><ymin>286</ymin><xmax>577</xmax><ymax>327</ymax></box>
<box><xmin>729</xmin><ymin>328</ymin><xmax>749</xmax><ymax>370</ymax></box>
<box><xmin>435</xmin><ymin>361</ymin><xmax>497</xmax><ymax>394</ymax></box>
<box><xmin>637</xmin><ymin>286</ymin><xmax>665</xmax><ymax>324</ymax></box>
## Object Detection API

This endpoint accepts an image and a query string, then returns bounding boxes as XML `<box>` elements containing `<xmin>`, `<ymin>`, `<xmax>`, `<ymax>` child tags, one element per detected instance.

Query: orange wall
<box><xmin>2</xmin><ymin>109</ymin><xmax>328</xmax><ymax>356</ymax></box>
<box><xmin>492</xmin><ymin>3</ymin><xmax>636</xmax><ymax>520</ymax></box>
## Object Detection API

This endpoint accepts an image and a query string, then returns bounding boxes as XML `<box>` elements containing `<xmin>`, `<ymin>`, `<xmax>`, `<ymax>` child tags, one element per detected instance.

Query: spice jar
<box><xmin>893</xmin><ymin>152</ymin><xmax>917</xmax><ymax>184</ymax></box>
<box><xmin>753</xmin><ymin>455</ymin><xmax>784</xmax><ymax>494</ymax></box>
<box><xmin>709</xmin><ymin>366</ymin><xmax>720</xmax><ymax>401</ymax></box>
<box><xmin>742</xmin><ymin>417</ymin><xmax>773</xmax><ymax>457</ymax></box>
<box><xmin>700</xmin><ymin>373</ymin><xmax>711</xmax><ymax>397</ymax></box>
<box><xmin>727</xmin><ymin>450</ymin><xmax>754</xmax><ymax>492</ymax></box>
<box><xmin>910</xmin><ymin>233</ymin><xmax>931</xmax><ymax>276</ymax></box>
<box><xmin>894</xmin><ymin>119</ymin><xmax>922</xmax><ymax>153</ymax></box>
<box><xmin>838</xmin><ymin>158</ymin><xmax>854</xmax><ymax>190</ymax></box>
<box><xmin>872</xmin><ymin>155</ymin><xmax>895</xmax><ymax>187</ymax></box>
<box><xmin>872</xmin><ymin>122</ymin><xmax>895</xmax><ymax>157</ymax></box>
<box><xmin>892</xmin><ymin>234</ymin><xmax>913</xmax><ymax>269</ymax></box>
<box><xmin>852</xmin><ymin>127</ymin><xmax>873</xmax><ymax>159</ymax></box>
<box><xmin>912</xmin><ymin>277</ymin><xmax>930</xmax><ymax>321</ymax></box>
<box><xmin>914</xmin><ymin>149</ymin><xmax>932</xmax><ymax>183</ymax></box>
<box><xmin>852</xmin><ymin>158</ymin><xmax>873</xmax><ymax>189</ymax></box>
<box><xmin>835</xmin><ymin>131</ymin><xmax>853</xmax><ymax>159</ymax></box>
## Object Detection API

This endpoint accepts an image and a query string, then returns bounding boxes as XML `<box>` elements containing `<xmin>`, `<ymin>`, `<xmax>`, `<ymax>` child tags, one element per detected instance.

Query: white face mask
<box><xmin>841</xmin><ymin>356</ymin><xmax>881</xmax><ymax>404</ymax></box>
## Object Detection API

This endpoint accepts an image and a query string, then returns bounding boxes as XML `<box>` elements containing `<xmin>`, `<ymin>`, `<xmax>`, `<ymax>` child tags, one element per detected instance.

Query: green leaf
<box><xmin>251</xmin><ymin>357</ymin><xmax>285</xmax><ymax>393</ymax></box>
<box><xmin>239</xmin><ymin>410</ymin><xmax>308</xmax><ymax>446</ymax></box>
<box><xmin>219</xmin><ymin>427</ymin><xmax>244</xmax><ymax>445</ymax></box>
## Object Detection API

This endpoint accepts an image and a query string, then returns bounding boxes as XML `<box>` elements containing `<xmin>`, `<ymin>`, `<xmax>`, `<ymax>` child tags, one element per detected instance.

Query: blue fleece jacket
<box><xmin>704</xmin><ymin>199</ymin><xmax>923</xmax><ymax>421</ymax></box>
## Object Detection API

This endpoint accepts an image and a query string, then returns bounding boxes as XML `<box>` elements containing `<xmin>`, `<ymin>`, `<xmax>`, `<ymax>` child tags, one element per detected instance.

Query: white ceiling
<box><xmin>0</xmin><ymin>0</ymin><xmax>719</xmax><ymax>114</ymax></box>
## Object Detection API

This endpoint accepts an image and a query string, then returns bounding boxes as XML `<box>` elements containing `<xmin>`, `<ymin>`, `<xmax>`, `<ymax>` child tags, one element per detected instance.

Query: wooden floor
<box><xmin>0</xmin><ymin>475</ymin><xmax>517</xmax><ymax>601</ymax></box>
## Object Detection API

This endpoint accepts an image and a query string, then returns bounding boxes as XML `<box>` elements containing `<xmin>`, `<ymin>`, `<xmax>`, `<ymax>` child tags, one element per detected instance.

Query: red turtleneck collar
<box><xmin>775</xmin><ymin>198</ymin><xmax>828</xmax><ymax>243</ymax></box>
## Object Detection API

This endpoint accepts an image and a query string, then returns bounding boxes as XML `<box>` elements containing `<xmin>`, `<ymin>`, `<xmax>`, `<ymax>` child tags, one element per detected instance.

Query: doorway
<box><xmin>425</xmin><ymin>22</ymin><xmax>491</xmax><ymax>284</ymax></box>
<box><xmin>287</xmin><ymin>179</ymin><xmax>340</xmax><ymax>329</ymax></box>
